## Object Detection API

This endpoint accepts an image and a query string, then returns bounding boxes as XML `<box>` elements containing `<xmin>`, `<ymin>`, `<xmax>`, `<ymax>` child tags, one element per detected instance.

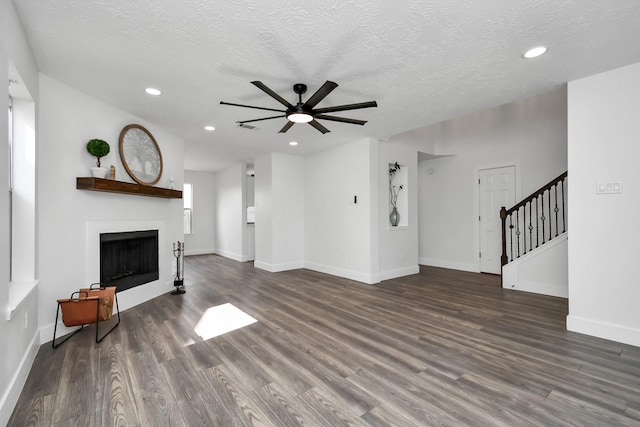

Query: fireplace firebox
<box><xmin>100</xmin><ymin>230</ymin><xmax>159</xmax><ymax>292</ymax></box>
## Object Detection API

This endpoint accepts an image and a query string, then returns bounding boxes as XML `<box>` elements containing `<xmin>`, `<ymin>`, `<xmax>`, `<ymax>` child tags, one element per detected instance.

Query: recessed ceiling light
<box><xmin>523</xmin><ymin>46</ymin><xmax>547</xmax><ymax>59</ymax></box>
<box><xmin>289</xmin><ymin>141</ymin><xmax>298</xmax><ymax>146</ymax></box>
<box><xmin>145</xmin><ymin>87</ymin><xmax>162</xmax><ymax>96</ymax></box>
<box><xmin>204</xmin><ymin>125</ymin><xmax>215</xmax><ymax>131</ymax></box>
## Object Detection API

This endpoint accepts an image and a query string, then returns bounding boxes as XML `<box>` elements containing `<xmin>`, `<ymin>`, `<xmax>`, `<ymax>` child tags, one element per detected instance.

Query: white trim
<box><xmin>387</xmin><ymin>225</ymin><xmax>408</xmax><ymax>231</ymax></box>
<box><xmin>419</xmin><ymin>257</ymin><xmax>478</xmax><ymax>273</ymax></box>
<box><xmin>253</xmin><ymin>260</ymin><xmax>304</xmax><ymax>273</ymax></box>
<box><xmin>0</xmin><ymin>329</ymin><xmax>39</xmax><ymax>427</ymax></box>
<box><xmin>215</xmin><ymin>248</ymin><xmax>247</xmax><ymax>262</ymax></box>
<box><xmin>184</xmin><ymin>248</ymin><xmax>216</xmax><ymax>256</ymax></box>
<box><xmin>7</xmin><ymin>280</ymin><xmax>39</xmax><ymax>320</ymax></box>
<box><xmin>303</xmin><ymin>261</ymin><xmax>380</xmax><ymax>285</ymax></box>
<box><xmin>567</xmin><ymin>315</ymin><xmax>640</xmax><ymax>348</ymax></box>
<box><xmin>506</xmin><ymin>281</ymin><xmax>567</xmax><ymax>298</ymax></box>
<box><xmin>380</xmin><ymin>265</ymin><xmax>419</xmax><ymax>281</ymax></box>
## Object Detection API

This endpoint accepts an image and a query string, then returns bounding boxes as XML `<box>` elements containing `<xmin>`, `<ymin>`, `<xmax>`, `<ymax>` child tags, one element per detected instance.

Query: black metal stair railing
<box><xmin>500</xmin><ymin>171</ymin><xmax>567</xmax><ymax>267</ymax></box>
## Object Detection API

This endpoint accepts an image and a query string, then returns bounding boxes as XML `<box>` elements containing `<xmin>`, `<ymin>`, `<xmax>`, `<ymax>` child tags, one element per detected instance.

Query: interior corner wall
<box><xmin>253</xmin><ymin>153</ymin><xmax>304</xmax><ymax>272</ymax></box>
<box><xmin>254</xmin><ymin>153</ymin><xmax>273</xmax><ymax>268</ymax></box>
<box><xmin>184</xmin><ymin>170</ymin><xmax>216</xmax><ymax>256</ymax></box>
<box><xmin>215</xmin><ymin>163</ymin><xmax>246</xmax><ymax>261</ymax></box>
<box><xmin>567</xmin><ymin>62</ymin><xmax>640</xmax><ymax>347</ymax></box>
<box><xmin>0</xmin><ymin>2</ymin><xmax>41</xmax><ymax>424</ymax></box>
<box><xmin>271</xmin><ymin>153</ymin><xmax>304</xmax><ymax>270</ymax></box>
<box><xmin>304</xmin><ymin>138</ymin><xmax>378</xmax><ymax>283</ymax></box>
<box><xmin>404</xmin><ymin>87</ymin><xmax>568</xmax><ymax>272</ymax></box>
<box><xmin>37</xmin><ymin>74</ymin><xmax>184</xmax><ymax>340</ymax></box>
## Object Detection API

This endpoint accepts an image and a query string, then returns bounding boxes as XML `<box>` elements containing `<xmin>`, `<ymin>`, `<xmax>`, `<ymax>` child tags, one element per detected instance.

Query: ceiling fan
<box><xmin>220</xmin><ymin>81</ymin><xmax>377</xmax><ymax>134</ymax></box>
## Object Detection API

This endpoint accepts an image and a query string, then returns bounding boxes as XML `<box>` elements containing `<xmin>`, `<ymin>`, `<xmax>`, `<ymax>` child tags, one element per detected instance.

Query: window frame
<box><xmin>183</xmin><ymin>182</ymin><xmax>193</xmax><ymax>235</ymax></box>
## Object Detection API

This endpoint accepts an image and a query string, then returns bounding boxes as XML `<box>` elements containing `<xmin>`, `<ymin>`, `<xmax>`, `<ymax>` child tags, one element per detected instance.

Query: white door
<box><xmin>479</xmin><ymin>166</ymin><xmax>515</xmax><ymax>274</ymax></box>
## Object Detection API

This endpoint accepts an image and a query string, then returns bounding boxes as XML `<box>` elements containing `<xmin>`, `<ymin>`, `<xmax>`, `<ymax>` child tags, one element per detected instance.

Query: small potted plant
<box><xmin>86</xmin><ymin>138</ymin><xmax>110</xmax><ymax>178</ymax></box>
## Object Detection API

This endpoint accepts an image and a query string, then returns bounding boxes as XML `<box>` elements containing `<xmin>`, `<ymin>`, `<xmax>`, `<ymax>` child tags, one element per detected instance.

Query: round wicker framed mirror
<box><xmin>118</xmin><ymin>124</ymin><xmax>163</xmax><ymax>185</ymax></box>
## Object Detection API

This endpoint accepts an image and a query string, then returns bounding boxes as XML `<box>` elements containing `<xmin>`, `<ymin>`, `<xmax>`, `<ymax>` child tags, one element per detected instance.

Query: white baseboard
<box><xmin>419</xmin><ymin>258</ymin><xmax>478</xmax><ymax>273</ymax></box>
<box><xmin>567</xmin><ymin>314</ymin><xmax>640</xmax><ymax>348</ymax></box>
<box><xmin>184</xmin><ymin>248</ymin><xmax>216</xmax><ymax>256</ymax></box>
<box><xmin>505</xmin><ymin>280</ymin><xmax>568</xmax><ymax>298</ymax></box>
<box><xmin>303</xmin><ymin>261</ymin><xmax>379</xmax><ymax>284</ymax></box>
<box><xmin>0</xmin><ymin>329</ymin><xmax>40</xmax><ymax>427</ymax></box>
<box><xmin>380</xmin><ymin>265</ymin><xmax>420</xmax><ymax>281</ymax></box>
<box><xmin>215</xmin><ymin>249</ymin><xmax>247</xmax><ymax>262</ymax></box>
<box><xmin>253</xmin><ymin>260</ymin><xmax>304</xmax><ymax>273</ymax></box>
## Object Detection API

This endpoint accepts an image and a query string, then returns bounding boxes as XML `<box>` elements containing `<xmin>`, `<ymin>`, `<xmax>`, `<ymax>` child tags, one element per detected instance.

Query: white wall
<box><xmin>255</xmin><ymin>154</ymin><xmax>273</xmax><ymax>267</ymax></box>
<box><xmin>253</xmin><ymin>153</ymin><xmax>304</xmax><ymax>272</ymax></box>
<box><xmin>397</xmin><ymin>87</ymin><xmax>568</xmax><ymax>272</ymax></box>
<box><xmin>215</xmin><ymin>163</ymin><xmax>246</xmax><ymax>261</ymax></box>
<box><xmin>11</xmin><ymin>98</ymin><xmax>36</xmax><ymax>281</ymax></box>
<box><xmin>0</xmin><ymin>2</ymin><xmax>41</xmax><ymax>424</ymax></box>
<box><xmin>271</xmin><ymin>153</ymin><xmax>304</xmax><ymax>270</ymax></box>
<box><xmin>304</xmin><ymin>138</ymin><xmax>379</xmax><ymax>283</ymax></box>
<box><xmin>502</xmin><ymin>233</ymin><xmax>568</xmax><ymax>298</ymax></box>
<box><xmin>37</xmin><ymin>75</ymin><xmax>184</xmax><ymax>341</ymax></box>
<box><xmin>567</xmin><ymin>62</ymin><xmax>640</xmax><ymax>347</ymax></box>
<box><xmin>184</xmin><ymin>170</ymin><xmax>216</xmax><ymax>256</ymax></box>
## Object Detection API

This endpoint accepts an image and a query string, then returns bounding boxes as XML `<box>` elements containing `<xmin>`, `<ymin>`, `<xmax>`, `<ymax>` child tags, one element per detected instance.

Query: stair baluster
<box><xmin>500</xmin><ymin>171</ymin><xmax>567</xmax><ymax>268</ymax></box>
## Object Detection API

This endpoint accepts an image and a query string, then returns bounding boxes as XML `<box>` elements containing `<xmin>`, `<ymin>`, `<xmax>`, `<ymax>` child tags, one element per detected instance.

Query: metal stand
<box><xmin>171</xmin><ymin>241</ymin><xmax>185</xmax><ymax>295</ymax></box>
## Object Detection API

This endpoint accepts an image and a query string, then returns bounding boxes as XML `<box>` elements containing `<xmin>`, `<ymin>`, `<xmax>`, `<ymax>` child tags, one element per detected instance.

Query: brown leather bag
<box><xmin>57</xmin><ymin>286</ymin><xmax>116</xmax><ymax>327</ymax></box>
<box><xmin>79</xmin><ymin>286</ymin><xmax>116</xmax><ymax>321</ymax></box>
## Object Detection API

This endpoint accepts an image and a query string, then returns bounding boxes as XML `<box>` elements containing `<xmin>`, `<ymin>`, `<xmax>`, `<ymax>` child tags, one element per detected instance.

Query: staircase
<box><xmin>500</xmin><ymin>172</ymin><xmax>568</xmax><ymax>297</ymax></box>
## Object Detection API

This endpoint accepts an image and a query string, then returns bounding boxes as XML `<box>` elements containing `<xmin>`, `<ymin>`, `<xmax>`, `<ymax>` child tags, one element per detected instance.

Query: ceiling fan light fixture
<box><xmin>287</xmin><ymin>112</ymin><xmax>314</xmax><ymax>123</ymax></box>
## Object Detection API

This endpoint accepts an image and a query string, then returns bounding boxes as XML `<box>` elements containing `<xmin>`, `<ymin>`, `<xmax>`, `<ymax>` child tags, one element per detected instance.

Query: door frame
<box><xmin>474</xmin><ymin>162</ymin><xmax>521</xmax><ymax>274</ymax></box>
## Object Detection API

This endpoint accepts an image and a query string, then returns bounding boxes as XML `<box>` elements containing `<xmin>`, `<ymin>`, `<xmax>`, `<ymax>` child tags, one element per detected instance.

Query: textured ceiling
<box><xmin>12</xmin><ymin>0</ymin><xmax>640</xmax><ymax>171</ymax></box>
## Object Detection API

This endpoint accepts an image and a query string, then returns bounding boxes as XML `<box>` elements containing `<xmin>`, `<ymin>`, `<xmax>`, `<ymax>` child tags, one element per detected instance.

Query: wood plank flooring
<box><xmin>9</xmin><ymin>255</ymin><xmax>640</xmax><ymax>426</ymax></box>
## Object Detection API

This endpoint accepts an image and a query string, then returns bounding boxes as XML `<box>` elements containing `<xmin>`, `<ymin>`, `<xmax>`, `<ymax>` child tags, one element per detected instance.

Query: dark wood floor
<box><xmin>9</xmin><ymin>255</ymin><xmax>640</xmax><ymax>426</ymax></box>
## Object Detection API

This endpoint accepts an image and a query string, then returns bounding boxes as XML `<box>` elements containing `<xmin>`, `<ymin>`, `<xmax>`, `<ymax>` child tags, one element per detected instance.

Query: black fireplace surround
<box><xmin>100</xmin><ymin>230</ymin><xmax>159</xmax><ymax>292</ymax></box>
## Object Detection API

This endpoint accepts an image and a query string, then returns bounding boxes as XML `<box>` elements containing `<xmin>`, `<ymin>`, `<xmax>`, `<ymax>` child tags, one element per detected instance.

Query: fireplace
<box><xmin>100</xmin><ymin>230</ymin><xmax>159</xmax><ymax>292</ymax></box>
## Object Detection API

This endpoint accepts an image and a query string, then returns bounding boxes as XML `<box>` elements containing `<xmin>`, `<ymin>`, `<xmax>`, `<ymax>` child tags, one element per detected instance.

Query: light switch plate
<box><xmin>596</xmin><ymin>181</ymin><xmax>622</xmax><ymax>194</ymax></box>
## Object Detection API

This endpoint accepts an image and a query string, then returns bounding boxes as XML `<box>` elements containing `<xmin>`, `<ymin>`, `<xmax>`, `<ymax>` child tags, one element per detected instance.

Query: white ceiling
<box><xmin>12</xmin><ymin>0</ymin><xmax>640</xmax><ymax>172</ymax></box>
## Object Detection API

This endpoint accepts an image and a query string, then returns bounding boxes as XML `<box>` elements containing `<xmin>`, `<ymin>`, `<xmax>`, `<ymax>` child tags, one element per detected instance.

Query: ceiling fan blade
<box><xmin>314</xmin><ymin>114</ymin><xmax>367</xmax><ymax>126</ymax></box>
<box><xmin>309</xmin><ymin>120</ymin><xmax>330</xmax><ymax>134</ymax></box>
<box><xmin>236</xmin><ymin>114</ymin><xmax>286</xmax><ymax>124</ymax></box>
<box><xmin>251</xmin><ymin>81</ymin><xmax>295</xmax><ymax>109</ymax></box>
<box><xmin>303</xmin><ymin>81</ymin><xmax>338</xmax><ymax>109</ymax></box>
<box><xmin>278</xmin><ymin>121</ymin><xmax>295</xmax><ymax>133</ymax></box>
<box><xmin>313</xmin><ymin>101</ymin><xmax>378</xmax><ymax>114</ymax></box>
<box><xmin>220</xmin><ymin>101</ymin><xmax>286</xmax><ymax>113</ymax></box>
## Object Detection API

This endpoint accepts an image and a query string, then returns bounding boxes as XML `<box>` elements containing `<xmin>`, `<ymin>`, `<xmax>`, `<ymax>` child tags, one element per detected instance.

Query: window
<box><xmin>8</xmin><ymin>96</ymin><xmax>13</xmax><ymax>280</ymax></box>
<box><xmin>184</xmin><ymin>183</ymin><xmax>193</xmax><ymax>234</ymax></box>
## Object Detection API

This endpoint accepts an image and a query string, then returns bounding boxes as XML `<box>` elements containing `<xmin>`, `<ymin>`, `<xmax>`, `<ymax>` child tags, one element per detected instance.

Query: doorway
<box><xmin>479</xmin><ymin>166</ymin><xmax>515</xmax><ymax>274</ymax></box>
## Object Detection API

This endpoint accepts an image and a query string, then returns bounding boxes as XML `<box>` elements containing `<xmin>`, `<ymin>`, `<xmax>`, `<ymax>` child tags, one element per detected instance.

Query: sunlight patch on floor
<box><xmin>194</xmin><ymin>303</ymin><xmax>258</xmax><ymax>341</ymax></box>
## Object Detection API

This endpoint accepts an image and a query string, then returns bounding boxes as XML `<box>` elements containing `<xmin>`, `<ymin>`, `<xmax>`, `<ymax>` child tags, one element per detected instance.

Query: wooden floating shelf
<box><xmin>76</xmin><ymin>177</ymin><xmax>182</xmax><ymax>199</ymax></box>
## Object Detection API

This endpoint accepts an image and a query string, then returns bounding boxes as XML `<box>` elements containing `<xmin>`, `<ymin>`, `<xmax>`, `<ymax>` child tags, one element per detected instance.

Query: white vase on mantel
<box><xmin>91</xmin><ymin>167</ymin><xmax>108</xmax><ymax>178</ymax></box>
